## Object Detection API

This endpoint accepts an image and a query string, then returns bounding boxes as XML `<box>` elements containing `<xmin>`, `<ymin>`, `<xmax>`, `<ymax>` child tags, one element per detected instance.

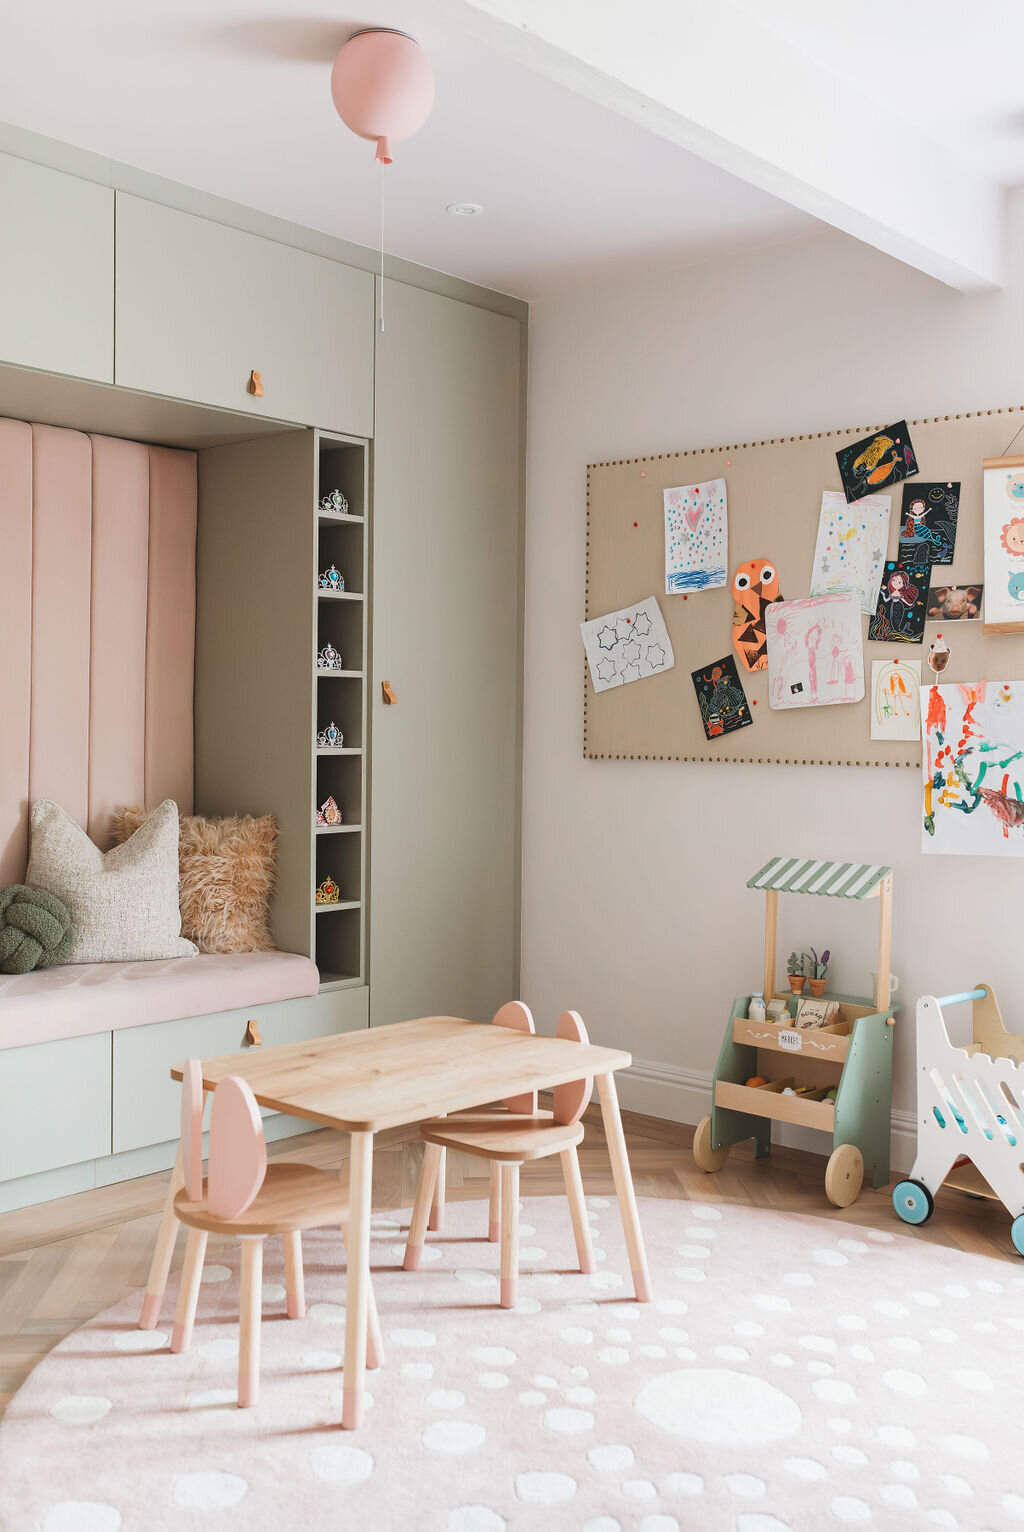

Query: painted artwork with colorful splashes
<box><xmin>809</xmin><ymin>490</ymin><xmax>890</xmax><ymax>615</ymax></box>
<box><xmin>664</xmin><ymin>478</ymin><xmax>728</xmax><ymax>594</ymax></box>
<box><xmin>983</xmin><ymin>461</ymin><xmax>1024</xmax><ymax>631</ymax></box>
<box><xmin>922</xmin><ymin>680</ymin><xmax>1024</xmax><ymax>855</ymax></box>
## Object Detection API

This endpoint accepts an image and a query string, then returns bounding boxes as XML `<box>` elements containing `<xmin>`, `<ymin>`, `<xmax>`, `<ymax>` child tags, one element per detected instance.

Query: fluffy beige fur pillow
<box><xmin>111</xmin><ymin>808</ymin><xmax>277</xmax><ymax>954</ymax></box>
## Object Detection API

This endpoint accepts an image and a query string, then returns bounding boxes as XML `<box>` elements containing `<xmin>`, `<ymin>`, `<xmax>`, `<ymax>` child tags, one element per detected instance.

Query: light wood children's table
<box><xmin>141</xmin><ymin>1016</ymin><xmax>649</xmax><ymax>1429</ymax></box>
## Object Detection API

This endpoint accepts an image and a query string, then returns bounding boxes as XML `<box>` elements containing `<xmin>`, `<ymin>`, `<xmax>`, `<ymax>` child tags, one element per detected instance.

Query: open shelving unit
<box><xmin>194</xmin><ymin>426</ymin><xmax>370</xmax><ymax>999</ymax></box>
<box><xmin>313</xmin><ymin>432</ymin><xmax>369</xmax><ymax>990</ymax></box>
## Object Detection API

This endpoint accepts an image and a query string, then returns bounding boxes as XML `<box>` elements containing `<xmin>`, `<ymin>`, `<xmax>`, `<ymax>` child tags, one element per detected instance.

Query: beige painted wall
<box><xmin>522</xmin><ymin>190</ymin><xmax>1024</xmax><ymax>1142</ymax></box>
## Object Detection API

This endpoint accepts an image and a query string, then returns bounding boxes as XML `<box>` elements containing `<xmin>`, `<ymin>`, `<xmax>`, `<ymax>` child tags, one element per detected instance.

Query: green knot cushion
<box><xmin>0</xmin><ymin>885</ymin><xmax>74</xmax><ymax>975</ymax></box>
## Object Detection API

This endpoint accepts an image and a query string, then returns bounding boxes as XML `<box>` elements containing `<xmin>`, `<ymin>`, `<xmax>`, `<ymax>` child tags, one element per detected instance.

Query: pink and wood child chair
<box><xmin>403</xmin><ymin>1004</ymin><xmax>594</xmax><ymax>1307</ymax></box>
<box><xmin>170</xmin><ymin>1060</ymin><xmax>383</xmax><ymax>1408</ymax></box>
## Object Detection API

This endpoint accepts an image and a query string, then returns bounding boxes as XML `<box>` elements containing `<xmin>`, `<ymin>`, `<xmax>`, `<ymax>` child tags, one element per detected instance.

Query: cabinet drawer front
<box><xmin>0</xmin><ymin>154</ymin><xmax>113</xmax><ymax>382</ymax></box>
<box><xmin>0</xmin><ymin>1032</ymin><xmax>112</xmax><ymax>1181</ymax></box>
<box><xmin>112</xmin><ymin>987</ymin><xmax>368</xmax><ymax>1154</ymax></box>
<box><xmin>115</xmin><ymin>195</ymin><xmax>374</xmax><ymax>433</ymax></box>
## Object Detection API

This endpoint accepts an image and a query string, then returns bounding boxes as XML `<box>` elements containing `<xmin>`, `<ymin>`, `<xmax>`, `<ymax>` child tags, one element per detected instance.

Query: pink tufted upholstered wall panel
<box><xmin>30</xmin><ymin>425</ymin><xmax>93</xmax><ymax>831</ymax></box>
<box><xmin>0</xmin><ymin>420</ymin><xmax>196</xmax><ymax>882</ymax></box>
<box><xmin>88</xmin><ymin>436</ymin><xmax>150</xmax><ymax>845</ymax></box>
<box><xmin>0</xmin><ymin>421</ymin><xmax>33</xmax><ymax>886</ymax></box>
<box><xmin>145</xmin><ymin>447</ymin><xmax>197</xmax><ymax>813</ymax></box>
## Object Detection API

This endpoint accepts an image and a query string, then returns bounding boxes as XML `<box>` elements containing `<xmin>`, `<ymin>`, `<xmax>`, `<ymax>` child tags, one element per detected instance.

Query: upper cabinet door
<box><xmin>0</xmin><ymin>154</ymin><xmax>113</xmax><ymax>382</ymax></box>
<box><xmin>115</xmin><ymin>195</ymin><xmax>374</xmax><ymax>434</ymax></box>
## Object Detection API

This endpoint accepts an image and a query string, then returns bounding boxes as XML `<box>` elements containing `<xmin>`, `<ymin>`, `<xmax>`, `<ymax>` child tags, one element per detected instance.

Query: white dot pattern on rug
<box><xmin>422</xmin><ymin>1421</ymin><xmax>486</xmax><ymax>1454</ymax></box>
<box><xmin>197</xmin><ymin>1337</ymin><xmax>238</xmax><ymax>1362</ymax></box>
<box><xmin>113</xmin><ymin>1330</ymin><xmax>167</xmax><ymax>1353</ymax></box>
<box><xmin>42</xmin><ymin>1505</ymin><xmax>122</xmax><ymax>1532</ymax></box>
<box><xmin>544</xmin><ymin>1406</ymin><xmax>594</xmax><ymax>1434</ymax></box>
<box><xmin>448</xmin><ymin>1509</ymin><xmax>506</xmax><ymax>1532</ymax></box>
<box><xmin>186</xmin><ymin>1388</ymin><xmax>236</xmax><ymax>1410</ymax></box>
<box><xmin>4</xmin><ymin>1195</ymin><xmax>1021</xmax><ymax>1532</ymax></box>
<box><xmin>173</xmin><ymin>1472</ymin><xmax>248</xmax><ymax>1509</ymax></box>
<box><xmin>49</xmin><ymin>1396</ymin><xmax>111</xmax><ymax>1425</ymax></box>
<box><xmin>635</xmin><ymin>1370</ymin><xmax>801</xmax><ymax>1446</ymax></box>
<box><xmin>307</xmin><ymin>1302</ymin><xmax>345</xmax><ymax>1324</ymax></box>
<box><xmin>308</xmin><ymin>1445</ymin><xmax>373</xmax><ymax>1485</ymax></box>
<box><xmin>515</xmin><ymin>1472</ymin><xmax>577</xmax><ymax>1504</ymax></box>
<box><xmin>200</xmin><ymin>1264</ymin><xmax>232</xmax><ymax>1284</ymax></box>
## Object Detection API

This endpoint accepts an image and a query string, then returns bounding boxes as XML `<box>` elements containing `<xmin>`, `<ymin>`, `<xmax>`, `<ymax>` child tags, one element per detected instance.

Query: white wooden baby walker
<box><xmin>893</xmin><ymin>983</ymin><xmax>1024</xmax><ymax>1255</ymax></box>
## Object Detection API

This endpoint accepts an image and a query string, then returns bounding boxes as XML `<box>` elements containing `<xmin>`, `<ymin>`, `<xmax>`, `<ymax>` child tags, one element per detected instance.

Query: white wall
<box><xmin>522</xmin><ymin>199</ymin><xmax>1024</xmax><ymax>1157</ymax></box>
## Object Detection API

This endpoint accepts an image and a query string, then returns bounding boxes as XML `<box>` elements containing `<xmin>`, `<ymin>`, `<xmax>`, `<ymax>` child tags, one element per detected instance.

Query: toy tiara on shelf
<box><xmin>316</xmin><ymin>876</ymin><xmax>341</xmax><ymax>905</ymax></box>
<box><xmin>319</xmin><ymin>564</ymin><xmax>345</xmax><ymax>591</ymax></box>
<box><xmin>319</xmin><ymin>489</ymin><xmax>349</xmax><ymax>517</ymax></box>
<box><xmin>316</xmin><ymin>721</ymin><xmax>344</xmax><ymax>749</ymax></box>
<box><xmin>315</xmin><ymin>796</ymin><xmax>343</xmax><ymax>827</ymax></box>
<box><xmin>317</xmin><ymin>641</ymin><xmax>344</xmax><ymax>671</ymax></box>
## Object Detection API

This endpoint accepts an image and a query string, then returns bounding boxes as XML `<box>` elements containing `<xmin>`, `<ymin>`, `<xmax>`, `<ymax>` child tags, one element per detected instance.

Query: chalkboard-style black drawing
<box><xmin>868</xmin><ymin>560</ymin><xmax>931</xmax><ymax>644</ymax></box>
<box><xmin>691</xmin><ymin>655</ymin><xmax>752</xmax><ymax>740</ymax></box>
<box><xmin>837</xmin><ymin>420</ymin><xmax>918</xmax><ymax>504</ymax></box>
<box><xmin>898</xmin><ymin>481</ymin><xmax>960</xmax><ymax>566</ymax></box>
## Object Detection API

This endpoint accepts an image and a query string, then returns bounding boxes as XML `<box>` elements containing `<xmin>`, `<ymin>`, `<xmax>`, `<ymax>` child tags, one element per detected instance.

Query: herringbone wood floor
<box><xmin>1</xmin><ymin>1107</ymin><xmax>1017</xmax><ymax>1416</ymax></box>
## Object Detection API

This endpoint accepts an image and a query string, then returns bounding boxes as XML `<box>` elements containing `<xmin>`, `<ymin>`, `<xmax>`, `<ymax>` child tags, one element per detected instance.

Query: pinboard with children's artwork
<box><xmin>585</xmin><ymin>406</ymin><xmax>1024</xmax><ymax>765</ymax></box>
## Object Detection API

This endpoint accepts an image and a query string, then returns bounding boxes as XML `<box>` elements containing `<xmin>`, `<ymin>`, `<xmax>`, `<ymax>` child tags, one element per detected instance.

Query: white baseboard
<box><xmin>619</xmin><ymin>1057</ymin><xmax>916</xmax><ymax>1176</ymax></box>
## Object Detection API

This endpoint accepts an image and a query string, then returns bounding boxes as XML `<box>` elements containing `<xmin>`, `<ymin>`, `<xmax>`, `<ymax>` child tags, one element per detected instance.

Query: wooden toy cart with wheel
<box><xmin>892</xmin><ymin>984</ymin><xmax>1024</xmax><ymax>1254</ymax></box>
<box><xmin>693</xmin><ymin>856</ymin><xmax>897</xmax><ymax>1207</ymax></box>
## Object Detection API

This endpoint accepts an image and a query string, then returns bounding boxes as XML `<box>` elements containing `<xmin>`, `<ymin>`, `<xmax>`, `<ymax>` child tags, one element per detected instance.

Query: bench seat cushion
<box><xmin>0</xmin><ymin>951</ymin><xmax>320</xmax><ymax>1051</ymax></box>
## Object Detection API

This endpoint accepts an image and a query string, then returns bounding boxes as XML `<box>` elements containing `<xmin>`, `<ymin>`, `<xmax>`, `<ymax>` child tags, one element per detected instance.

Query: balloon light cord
<box><xmin>378</xmin><ymin>165</ymin><xmax>386</xmax><ymax>334</ymax></box>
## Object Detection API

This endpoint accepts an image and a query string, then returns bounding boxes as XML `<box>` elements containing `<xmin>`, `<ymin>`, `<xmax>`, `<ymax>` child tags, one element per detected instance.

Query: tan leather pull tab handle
<box><xmin>248</xmin><ymin>369</ymin><xmax>264</xmax><ymax>397</ymax></box>
<box><xmin>244</xmin><ymin>1018</ymin><xmax>262</xmax><ymax>1047</ymax></box>
<box><xmin>382</xmin><ymin>680</ymin><xmax>397</xmax><ymax>705</ymax></box>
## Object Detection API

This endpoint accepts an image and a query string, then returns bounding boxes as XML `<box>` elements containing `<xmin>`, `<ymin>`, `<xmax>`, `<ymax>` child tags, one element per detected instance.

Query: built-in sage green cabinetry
<box><xmin>370</xmin><ymin>281</ymin><xmax>523</xmax><ymax>1027</ymax></box>
<box><xmin>114</xmin><ymin>193</ymin><xmax>375</xmax><ymax>434</ymax></box>
<box><xmin>0</xmin><ymin>153</ymin><xmax>113</xmax><ymax>382</ymax></box>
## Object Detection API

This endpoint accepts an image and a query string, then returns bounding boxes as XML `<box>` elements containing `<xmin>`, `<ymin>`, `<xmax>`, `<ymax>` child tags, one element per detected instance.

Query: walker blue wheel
<box><xmin>892</xmin><ymin>1179</ymin><xmax>934</xmax><ymax>1226</ymax></box>
<box><xmin>1010</xmin><ymin>1215</ymin><xmax>1024</xmax><ymax>1257</ymax></box>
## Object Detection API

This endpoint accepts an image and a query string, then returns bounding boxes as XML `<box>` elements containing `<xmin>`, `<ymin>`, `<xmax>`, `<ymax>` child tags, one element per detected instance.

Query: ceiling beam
<box><xmin>435</xmin><ymin>0</ymin><xmax>1003</xmax><ymax>292</ymax></box>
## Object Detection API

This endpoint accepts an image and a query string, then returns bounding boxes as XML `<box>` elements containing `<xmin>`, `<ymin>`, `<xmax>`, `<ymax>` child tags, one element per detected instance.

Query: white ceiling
<box><xmin>733</xmin><ymin>0</ymin><xmax>1024</xmax><ymax>185</ymax></box>
<box><xmin>0</xmin><ymin>0</ymin><xmax>815</xmax><ymax>299</ymax></box>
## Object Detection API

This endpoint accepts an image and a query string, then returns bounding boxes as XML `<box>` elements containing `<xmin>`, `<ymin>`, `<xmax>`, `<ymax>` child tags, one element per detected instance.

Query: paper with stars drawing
<box><xmin>581</xmin><ymin>596</ymin><xmax>675</xmax><ymax>694</ymax></box>
<box><xmin>664</xmin><ymin>478</ymin><xmax>728</xmax><ymax>593</ymax></box>
<box><xmin>809</xmin><ymin>489</ymin><xmax>890</xmax><ymax>615</ymax></box>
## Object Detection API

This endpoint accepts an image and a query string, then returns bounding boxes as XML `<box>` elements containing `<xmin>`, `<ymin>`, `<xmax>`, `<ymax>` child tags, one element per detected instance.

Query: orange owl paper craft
<box><xmin>732</xmin><ymin>558</ymin><xmax>782</xmax><ymax>672</ymax></box>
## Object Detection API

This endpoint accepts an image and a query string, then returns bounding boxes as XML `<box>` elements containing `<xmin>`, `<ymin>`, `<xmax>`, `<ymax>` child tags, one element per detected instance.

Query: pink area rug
<box><xmin>2</xmin><ymin>1194</ymin><xmax>1023</xmax><ymax>1531</ymax></box>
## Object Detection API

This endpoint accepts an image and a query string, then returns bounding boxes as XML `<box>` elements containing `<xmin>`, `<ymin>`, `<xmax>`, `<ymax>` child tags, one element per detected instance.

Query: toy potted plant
<box><xmin>805</xmin><ymin>947</ymin><xmax>830</xmax><ymax>998</ymax></box>
<box><xmin>786</xmin><ymin>951</ymin><xmax>806</xmax><ymax>995</ymax></box>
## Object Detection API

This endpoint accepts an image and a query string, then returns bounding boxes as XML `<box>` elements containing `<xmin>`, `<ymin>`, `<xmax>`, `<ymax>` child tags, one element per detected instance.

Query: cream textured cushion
<box><xmin>27</xmin><ymin>798</ymin><xmax>197</xmax><ymax>964</ymax></box>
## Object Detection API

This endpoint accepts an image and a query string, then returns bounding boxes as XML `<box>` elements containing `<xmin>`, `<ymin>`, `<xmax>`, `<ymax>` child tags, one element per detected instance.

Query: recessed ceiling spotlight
<box><xmin>446</xmin><ymin>202</ymin><xmax>483</xmax><ymax>217</ymax></box>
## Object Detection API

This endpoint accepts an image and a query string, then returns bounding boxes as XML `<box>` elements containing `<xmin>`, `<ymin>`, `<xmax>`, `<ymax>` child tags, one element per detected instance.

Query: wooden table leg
<box><xmin>139</xmin><ymin>1143</ymin><xmax>185</xmax><ymax>1329</ymax></box>
<box><xmin>342</xmin><ymin>1130</ymin><xmax>374</xmax><ymax>1429</ymax></box>
<box><xmin>429</xmin><ymin>1145</ymin><xmax>446</xmax><ymax>1231</ymax></box>
<box><xmin>488</xmin><ymin>1161</ymin><xmax>502</xmax><ymax>1243</ymax></box>
<box><xmin>596</xmin><ymin>1071</ymin><xmax>652</xmax><ymax>1302</ymax></box>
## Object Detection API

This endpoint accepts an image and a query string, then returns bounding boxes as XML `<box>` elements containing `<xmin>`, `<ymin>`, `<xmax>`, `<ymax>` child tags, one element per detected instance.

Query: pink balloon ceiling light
<box><xmin>330</xmin><ymin>28</ymin><xmax>435</xmax><ymax>166</ymax></box>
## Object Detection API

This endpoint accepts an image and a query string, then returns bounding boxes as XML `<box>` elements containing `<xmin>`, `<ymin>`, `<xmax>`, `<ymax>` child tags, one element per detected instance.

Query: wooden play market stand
<box><xmin>693</xmin><ymin>857</ymin><xmax>897</xmax><ymax>1207</ymax></box>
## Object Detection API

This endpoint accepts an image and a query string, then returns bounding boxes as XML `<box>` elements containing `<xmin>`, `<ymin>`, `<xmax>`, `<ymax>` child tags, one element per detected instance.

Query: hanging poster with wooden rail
<box><xmin>584</xmin><ymin>406</ymin><xmax>1024</xmax><ymax>765</ymax></box>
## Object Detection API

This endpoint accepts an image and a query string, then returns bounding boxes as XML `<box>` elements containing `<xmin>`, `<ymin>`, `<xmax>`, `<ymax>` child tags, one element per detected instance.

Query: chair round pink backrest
<box><xmin>206</xmin><ymin>1076</ymin><xmax>268</xmax><ymax>1220</ymax></box>
<box><xmin>552</xmin><ymin>1010</ymin><xmax>593</xmax><ymax>1127</ymax></box>
<box><xmin>494</xmin><ymin>1000</ymin><xmax>538</xmax><ymax>1115</ymax></box>
<box><xmin>181</xmin><ymin>1059</ymin><xmax>205</xmax><ymax>1202</ymax></box>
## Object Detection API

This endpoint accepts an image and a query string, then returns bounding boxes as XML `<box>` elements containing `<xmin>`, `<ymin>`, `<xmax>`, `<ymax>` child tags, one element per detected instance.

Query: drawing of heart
<box><xmin>685</xmin><ymin>501</ymin><xmax>704</xmax><ymax>533</ymax></box>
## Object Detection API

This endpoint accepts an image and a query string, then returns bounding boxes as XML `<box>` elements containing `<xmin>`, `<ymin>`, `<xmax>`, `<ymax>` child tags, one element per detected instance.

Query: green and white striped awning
<box><xmin>747</xmin><ymin>857</ymin><xmax>891</xmax><ymax>899</ymax></box>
